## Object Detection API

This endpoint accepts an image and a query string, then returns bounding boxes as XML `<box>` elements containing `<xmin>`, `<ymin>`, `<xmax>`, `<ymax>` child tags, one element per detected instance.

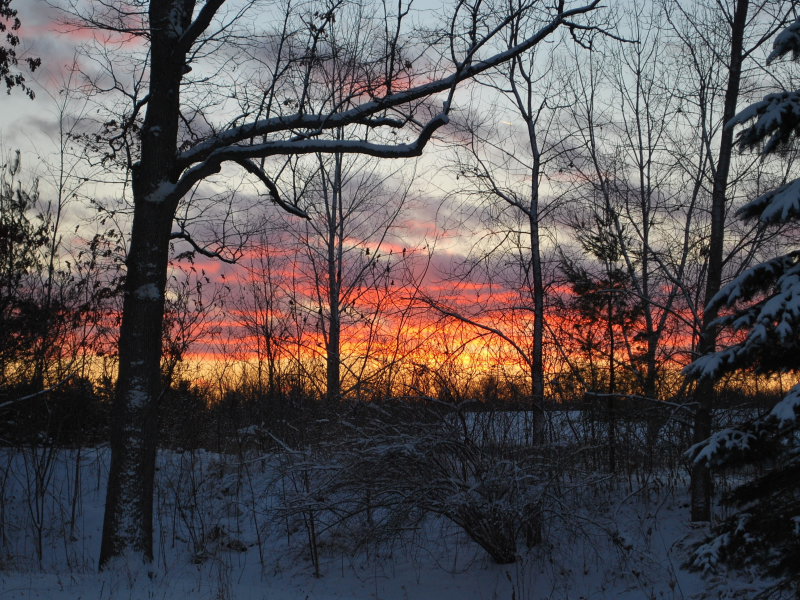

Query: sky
<box><xmin>1</xmin><ymin>1</ymin><xmax>76</xmax><ymax>149</ymax></box>
<box><xmin>2</xmin><ymin>0</ymin><xmax>513</xmax><ymax>276</ymax></box>
<box><xmin>2</xmin><ymin>0</ymin><xmax>698</xmax><ymax>384</ymax></box>
<box><xmin>0</xmin><ymin>0</ymin><xmax>487</xmax><ymax>367</ymax></box>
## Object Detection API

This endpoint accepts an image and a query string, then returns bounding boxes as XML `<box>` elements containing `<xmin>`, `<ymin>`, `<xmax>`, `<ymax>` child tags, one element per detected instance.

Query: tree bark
<box><xmin>99</xmin><ymin>0</ymin><xmax>192</xmax><ymax>567</ymax></box>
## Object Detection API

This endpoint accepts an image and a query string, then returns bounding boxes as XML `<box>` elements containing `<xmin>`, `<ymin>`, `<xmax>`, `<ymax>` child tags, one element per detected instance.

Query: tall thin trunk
<box><xmin>326</xmin><ymin>290</ymin><xmax>341</xmax><ymax>401</ymax></box>
<box><xmin>516</xmin><ymin>67</ymin><xmax>546</xmax><ymax>445</ymax></box>
<box><xmin>265</xmin><ymin>328</ymin><xmax>276</xmax><ymax>396</ymax></box>
<box><xmin>691</xmin><ymin>0</ymin><xmax>749</xmax><ymax>523</ymax></box>
<box><xmin>529</xmin><ymin>166</ymin><xmax>545</xmax><ymax>445</ymax></box>
<box><xmin>325</xmin><ymin>153</ymin><xmax>342</xmax><ymax>402</ymax></box>
<box><xmin>637</xmin><ymin>108</ymin><xmax>658</xmax><ymax>402</ymax></box>
<box><xmin>608</xmin><ymin>290</ymin><xmax>616</xmax><ymax>474</ymax></box>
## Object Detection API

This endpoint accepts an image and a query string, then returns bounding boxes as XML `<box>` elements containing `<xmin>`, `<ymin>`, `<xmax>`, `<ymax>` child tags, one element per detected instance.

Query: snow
<box><xmin>684</xmin><ymin>253</ymin><xmax>800</xmax><ymax>381</ymax></box>
<box><xmin>145</xmin><ymin>181</ymin><xmax>176</xmax><ymax>204</ymax></box>
<box><xmin>708</xmin><ymin>254</ymin><xmax>798</xmax><ymax>312</ymax></box>
<box><xmin>691</xmin><ymin>531</ymin><xmax>732</xmax><ymax>573</ymax></box>
<box><xmin>690</xmin><ymin>427</ymin><xmax>759</xmax><ymax>466</ymax></box>
<box><xmin>770</xmin><ymin>383</ymin><xmax>800</xmax><ymax>424</ymax></box>
<box><xmin>127</xmin><ymin>388</ymin><xmax>149</xmax><ymax>410</ymax></box>
<box><xmin>738</xmin><ymin>177</ymin><xmax>800</xmax><ymax>224</ymax></box>
<box><xmin>688</xmin><ymin>385</ymin><xmax>799</xmax><ymax>467</ymax></box>
<box><xmin>237</xmin><ymin>425</ymin><xmax>263</xmax><ymax>438</ymax></box>
<box><xmin>134</xmin><ymin>283</ymin><xmax>160</xmax><ymax>300</ymax></box>
<box><xmin>683</xmin><ymin>348</ymin><xmax>738</xmax><ymax>380</ymax></box>
<box><xmin>0</xmin><ymin>427</ymin><xmax>777</xmax><ymax>600</ymax></box>
<box><xmin>167</xmin><ymin>1</ymin><xmax>186</xmax><ymax>38</ymax></box>
<box><xmin>728</xmin><ymin>90</ymin><xmax>800</xmax><ymax>153</ymax></box>
<box><xmin>767</xmin><ymin>17</ymin><xmax>800</xmax><ymax>64</ymax></box>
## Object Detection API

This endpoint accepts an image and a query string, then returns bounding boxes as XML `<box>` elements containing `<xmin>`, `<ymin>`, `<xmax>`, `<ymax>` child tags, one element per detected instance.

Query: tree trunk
<box><xmin>265</xmin><ymin>329</ymin><xmax>277</xmax><ymax>397</ymax></box>
<box><xmin>690</xmin><ymin>0</ymin><xmax>749</xmax><ymax>523</ymax></box>
<box><xmin>99</xmin><ymin>200</ymin><xmax>173</xmax><ymax>566</ymax></box>
<box><xmin>326</xmin><ymin>305</ymin><xmax>341</xmax><ymax>402</ymax></box>
<box><xmin>520</xmin><ymin>92</ymin><xmax>546</xmax><ymax>445</ymax></box>
<box><xmin>608</xmin><ymin>291</ymin><xmax>616</xmax><ymax>474</ymax></box>
<box><xmin>325</xmin><ymin>153</ymin><xmax>343</xmax><ymax>402</ymax></box>
<box><xmin>529</xmin><ymin>198</ymin><xmax>545</xmax><ymax>445</ymax></box>
<box><xmin>99</xmin><ymin>0</ymin><xmax>192</xmax><ymax>567</ymax></box>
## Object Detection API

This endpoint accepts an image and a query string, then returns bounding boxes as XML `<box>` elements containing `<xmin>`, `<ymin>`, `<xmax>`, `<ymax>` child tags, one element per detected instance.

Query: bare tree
<box><xmin>233</xmin><ymin>236</ymin><xmax>294</xmax><ymax>398</ymax></box>
<box><xmin>285</xmin><ymin>152</ymin><xmax>416</xmax><ymax>400</ymax></box>
<box><xmin>441</xmin><ymin>23</ymin><xmax>574</xmax><ymax>443</ymax></box>
<box><xmin>0</xmin><ymin>75</ymin><xmax>116</xmax><ymax>402</ymax></box>
<box><xmin>552</xmin><ymin>1</ymin><xmax>799</xmax><ymax>499</ymax></box>
<box><xmin>557</xmin><ymin>26</ymin><xmax>673</xmax><ymax>402</ymax></box>
<box><xmin>662</xmin><ymin>0</ymin><xmax>797</xmax><ymax>522</ymax></box>
<box><xmin>53</xmin><ymin>0</ymin><xmax>603</xmax><ymax>565</ymax></box>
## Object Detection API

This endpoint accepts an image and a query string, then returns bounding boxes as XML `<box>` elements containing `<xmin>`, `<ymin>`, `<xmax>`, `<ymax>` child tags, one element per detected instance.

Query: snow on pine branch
<box><xmin>725</xmin><ymin>16</ymin><xmax>800</xmax><ymax>171</ymax></box>
<box><xmin>728</xmin><ymin>90</ymin><xmax>800</xmax><ymax>154</ymax></box>
<box><xmin>767</xmin><ymin>16</ymin><xmax>800</xmax><ymax>64</ymax></box>
<box><xmin>707</xmin><ymin>253</ymin><xmax>800</xmax><ymax>313</ymax></box>
<box><xmin>688</xmin><ymin>383</ymin><xmax>800</xmax><ymax>468</ymax></box>
<box><xmin>736</xmin><ymin>177</ymin><xmax>800</xmax><ymax>224</ymax></box>
<box><xmin>688</xmin><ymin>425</ymin><xmax>762</xmax><ymax>468</ymax></box>
<box><xmin>690</xmin><ymin>515</ymin><xmax>749</xmax><ymax>574</ymax></box>
<box><xmin>770</xmin><ymin>381</ymin><xmax>800</xmax><ymax>425</ymax></box>
<box><xmin>684</xmin><ymin>255</ymin><xmax>800</xmax><ymax>380</ymax></box>
<box><xmin>684</xmin><ymin>16</ymin><xmax>800</xmax><ymax>592</ymax></box>
<box><xmin>684</xmin><ymin>347</ymin><xmax>742</xmax><ymax>381</ymax></box>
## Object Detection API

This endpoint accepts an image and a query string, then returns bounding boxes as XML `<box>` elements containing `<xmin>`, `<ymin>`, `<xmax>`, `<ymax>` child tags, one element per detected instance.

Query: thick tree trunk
<box><xmin>99</xmin><ymin>200</ymin><xmax>174</xmax><ymax>565</ymax></box>
<box><xmin>690</xmin><ymin>0</ymin><xmax>749</xmax><ymax>523</ymax></box>
<box><xmin>99</xmin><ymin>0</ymin><xmax>192</xmax><ymax>567</ymax></box>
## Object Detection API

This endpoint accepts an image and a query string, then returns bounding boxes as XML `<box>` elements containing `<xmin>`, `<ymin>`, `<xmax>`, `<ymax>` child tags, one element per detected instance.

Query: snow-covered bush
<box><xmin>272</xmin><ymin>401</ymin><xmax>570</xmax><ymax>565</ymax></box>
<box><xmin>683</xmin><ymin>19</ymin><xmax>800</xmax><ymax>596</ymax></box>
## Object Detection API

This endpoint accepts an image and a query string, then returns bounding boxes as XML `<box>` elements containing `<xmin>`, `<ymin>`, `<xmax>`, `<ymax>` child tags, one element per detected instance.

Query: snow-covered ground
<box><xmin>0</xmin><ymin>414</ymin><xmax>774</xmax><ymax>600</ymax></box>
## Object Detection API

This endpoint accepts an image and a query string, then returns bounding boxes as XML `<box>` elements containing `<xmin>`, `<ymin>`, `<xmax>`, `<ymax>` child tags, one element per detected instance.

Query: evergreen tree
<box><xmin>684</xmin><ymin>18</ymin><xmax>800</xmax><ymax>596</ymax></box>
<box><xmin>560</xmin><ymin>201</ymin><xmax>643</xmax><ymax>473</ymax></box>
<box><xmin>0</xmin><ymin>150</ymin><xmax>48</xmax><ymax>387</ymax></box>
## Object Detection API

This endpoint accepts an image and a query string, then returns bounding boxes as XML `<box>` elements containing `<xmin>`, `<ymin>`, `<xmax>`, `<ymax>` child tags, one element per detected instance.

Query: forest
<box><xmin>1</xmin><ymin>0</ymin><xmax>799</xmax><ymax>597</ymax></box>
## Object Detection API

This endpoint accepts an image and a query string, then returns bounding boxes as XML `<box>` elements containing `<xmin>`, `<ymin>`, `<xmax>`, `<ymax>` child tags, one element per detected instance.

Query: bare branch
<box><xmin>234</xmin><ymin>158</ymin><xmax>309</xmax><ymax>219</ymax></box>
<box><xmin>0</xmin><ymin>375</ymin><xmax>76</xmax><ymax>410</ymax></box>
<box><xmin>170</xmin><ymin>227</ymin><xmax>239</xmax><ymax>263</ymax></box>
<box><xmin>177</xmin><ymin>0</ymin><xmax>601</xmax><ymax>167</ymax></box>
<box><xmin>173</xmin><ymin>0</ymin><xmax>228</xmax><ymax>58</ymax></box>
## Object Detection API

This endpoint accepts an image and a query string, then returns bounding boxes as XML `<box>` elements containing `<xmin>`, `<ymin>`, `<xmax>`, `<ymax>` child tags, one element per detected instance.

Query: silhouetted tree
<box><xmin>685</xmin><ymin>17</ymin><xmax>800</xmax><ymax>595</ymax></box>
<box><xmin>55</xmin><ymin>0</ymin><xmax>603</xmax><ymax>565</ymax></box>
